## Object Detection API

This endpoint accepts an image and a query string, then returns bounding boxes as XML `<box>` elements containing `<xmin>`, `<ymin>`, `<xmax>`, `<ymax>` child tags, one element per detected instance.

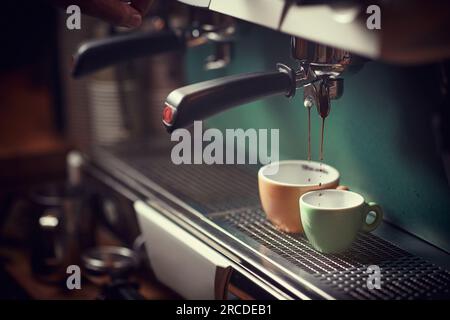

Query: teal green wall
<box><xmin>185</xmin><ymin>24</ymin><xmax>450</xmax><ymax>252</ymax></box>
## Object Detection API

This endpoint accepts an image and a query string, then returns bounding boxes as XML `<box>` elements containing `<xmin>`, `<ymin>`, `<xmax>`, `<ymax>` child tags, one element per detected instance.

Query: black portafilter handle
<box><xmin>72</xmin><ymin>29</ymin><xmax>184</xmax><ymax>78</ymax></box>
<box><xmin>162</xmin><ymin>64</ymin><xmax>296</xmax><ymax>133</ymax></box>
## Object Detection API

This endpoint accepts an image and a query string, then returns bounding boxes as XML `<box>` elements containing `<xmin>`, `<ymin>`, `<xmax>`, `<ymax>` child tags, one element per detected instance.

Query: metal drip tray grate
<box><xmin>214</xmin><ymin>207</ymin><xmax>450</xmax><ymax>299</ymax></box>
<box><xmin>99</xmin><ymin>146</ymin><xmax>261</xmax><ymax>213</ymax></box>
<box><xmin>95</xmin><ymin>144</ymin><xmax>450</xmax><ymax>300</ymax></box>
<box><xmin>132</xmin><ymin>156</ymin><xmax>260</xmax><ymax>212</ymax></box>
<box><xmin>320</xmin><ymin>257</ymin><xmax>450</xmax><ymax>300</ymax></box>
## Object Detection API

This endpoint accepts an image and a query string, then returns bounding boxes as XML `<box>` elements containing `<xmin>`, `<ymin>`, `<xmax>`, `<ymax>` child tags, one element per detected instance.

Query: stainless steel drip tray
<box><xmin>88</xmin><ymin>143</ymin><xmax>450</xmax><ymax>300</ymax></box>
<box><xmin>212</xmin><ymin>207</ymin><xmax>450</xmax><ymax>300</ymax></box>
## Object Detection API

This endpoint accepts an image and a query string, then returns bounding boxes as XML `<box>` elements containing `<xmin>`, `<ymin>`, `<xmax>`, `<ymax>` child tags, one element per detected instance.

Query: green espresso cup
<box><xmin>300</xmin><ymin>189</ymin><xmax>383</xmax><ymax>253</ymax></box>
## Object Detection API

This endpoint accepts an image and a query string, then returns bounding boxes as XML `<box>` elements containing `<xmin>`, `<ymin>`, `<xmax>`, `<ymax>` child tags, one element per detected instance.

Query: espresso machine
<box><xmin>71</xmin><ymin>0</ymin><xmax>450</xmax><ymax>299</ymax></box>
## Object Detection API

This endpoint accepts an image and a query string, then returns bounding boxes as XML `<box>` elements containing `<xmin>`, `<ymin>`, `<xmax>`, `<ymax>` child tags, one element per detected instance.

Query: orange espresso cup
<box><xmin>258</xmin><ymin>160</ymin><xmax>341</xmax><ymax>233</ymax></box>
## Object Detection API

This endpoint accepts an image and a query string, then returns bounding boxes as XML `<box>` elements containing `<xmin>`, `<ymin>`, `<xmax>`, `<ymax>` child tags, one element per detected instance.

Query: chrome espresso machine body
<box><xmin>72</xmin><ymin>0</ymin><xmax>450</xmax><ymax>299</ymax></box>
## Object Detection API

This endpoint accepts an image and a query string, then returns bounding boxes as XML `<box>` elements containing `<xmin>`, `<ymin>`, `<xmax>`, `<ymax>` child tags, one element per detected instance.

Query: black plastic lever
<box><xmin>72</xmin><ymin>29</ymin><xmax>184</xmax><ymax>78</ymax></box>
<box><xmin>162</xmin><ymin>65</ymin><xmax>295</xmax><ymax>133</ymax></box>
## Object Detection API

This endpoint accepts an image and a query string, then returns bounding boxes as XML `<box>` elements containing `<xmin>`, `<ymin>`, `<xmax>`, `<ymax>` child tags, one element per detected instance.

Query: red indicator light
<box><xmin>163</xmin><ymin>104</ymin><xmax>174</xmax><ymax>124</ymax></box>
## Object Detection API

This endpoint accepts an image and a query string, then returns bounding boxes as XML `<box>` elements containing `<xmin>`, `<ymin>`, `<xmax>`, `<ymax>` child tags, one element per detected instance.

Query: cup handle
<box><xmin>362</xmin><ymin>202</ymin><xmax>383</xmax><ymax>232</ymax></box>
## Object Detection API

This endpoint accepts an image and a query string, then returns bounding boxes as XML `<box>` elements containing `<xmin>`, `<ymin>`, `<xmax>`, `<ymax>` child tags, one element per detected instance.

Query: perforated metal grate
<box><xmin>320</xmin><ymin>257</ymin><xmax>450</xmax><ymax>300</ymax></box>
<box><xmin>98</xmin><ymin>145</ymin><xmax>450</xmax><ymax>300</ymax></box>
<box><xmin>101</xmin><ymin>148</ymin><xmax>261</xmax><ymax>213</ymax></box>
<box><xmin>214</xmin><ymin>207</ymin><xmax>450</xmax><ymax>299</ymax></box>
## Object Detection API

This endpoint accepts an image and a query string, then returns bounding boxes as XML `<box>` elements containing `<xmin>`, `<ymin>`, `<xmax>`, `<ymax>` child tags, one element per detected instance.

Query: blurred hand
<box><xmin>53</xmin><ymin>0</ymin><xmax>154</xmax><ymax>28</ymax></box>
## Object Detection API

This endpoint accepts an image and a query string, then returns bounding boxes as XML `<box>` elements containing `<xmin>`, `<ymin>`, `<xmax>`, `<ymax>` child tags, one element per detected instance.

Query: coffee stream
<box><xmin>306</xmin><ymin>111</ymin><xmax>326</xmax><ymax>162</ymax></box>
<box><xmin>306</xmin><ymin>107</ymin><xmax>327</xmax><ymax>206</ymax></box>
<box><xmin>318</xmin><ymin>118</ymin><xmax>326</xmax><ymax>206</ymax></box>
<box><xmin>307</xmin><ymin>107</ymin><xmax>312</xmax><ymax>162</ymax></box>
<box><xmin>320</xmin><ymin>118</ymin><xmax>325</xmax><ymax>162</ymax></box>
<box><xmin>307</xmin><ymin>108</ymin><xmax>312</xmax><ymax>183</ymax></box>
